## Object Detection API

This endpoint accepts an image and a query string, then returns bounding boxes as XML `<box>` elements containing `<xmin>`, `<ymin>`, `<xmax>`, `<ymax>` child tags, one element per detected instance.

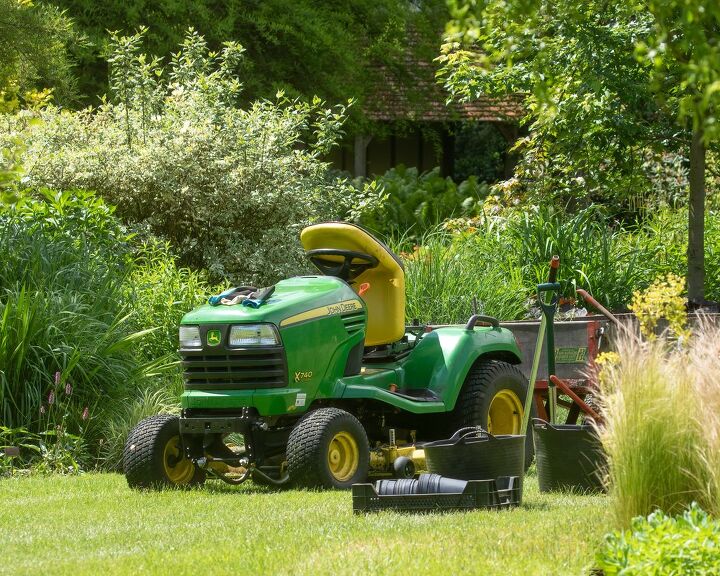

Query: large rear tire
<box><xmin>450</xmin><ymin>359</ymin><xmax>535</xmax><ymax>468</ymax></box>
<box><xmin>124</xmin><ymin>414</ymin><xmax>205</xmax><ymax>489</ymax></box>
<box><xmin>286</xmin><ymin>407</ymin><xmax>370</xmax><ymax>489</ymax></box>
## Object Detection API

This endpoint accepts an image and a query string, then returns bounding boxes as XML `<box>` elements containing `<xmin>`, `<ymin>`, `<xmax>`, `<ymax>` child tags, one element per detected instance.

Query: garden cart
<box><xmin>124</xmin><ymin>222</ymin><xmax>533</xmax><ymax>489</ymax></box>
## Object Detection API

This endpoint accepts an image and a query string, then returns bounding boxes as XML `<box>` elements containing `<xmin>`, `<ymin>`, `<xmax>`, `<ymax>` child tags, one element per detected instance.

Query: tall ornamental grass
<box><xmin>598</xmin><ymin>334</ymin><xmax>709</xmax><ymax>526</ymax></box>
<box><xmin>392</xmin><ymin>228</ymin><xmax>526</xmax><ymax>323</ymax></box>
<box><xmin>598</xmin><ymin>275</ymin><xmax>720</xmax><ymax>526</ymax></box>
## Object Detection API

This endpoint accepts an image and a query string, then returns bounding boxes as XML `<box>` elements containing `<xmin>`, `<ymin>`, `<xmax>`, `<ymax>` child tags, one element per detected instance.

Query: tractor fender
<box><xmin>400</xmin><ymin>326</ymin><xmax>522</xmax><ymax>411</ymax></box>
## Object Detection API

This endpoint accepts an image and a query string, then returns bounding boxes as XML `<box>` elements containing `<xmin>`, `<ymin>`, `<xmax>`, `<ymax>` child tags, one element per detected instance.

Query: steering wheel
<box><xmin>306</xmin><ymin>249</ymin><xmax>379</xmax><ymax>281</ymax></box>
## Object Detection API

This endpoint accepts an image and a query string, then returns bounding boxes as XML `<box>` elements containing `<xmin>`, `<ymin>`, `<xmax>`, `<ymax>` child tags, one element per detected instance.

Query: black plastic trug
<box><xmin>352</xmin><ymin>476</ymin><xmax>520</xmax><ymax>514</ymax></box>
<box><xmin>423</xmin><ymin>427</ymin><xmax>525</xmax><ymax>491</ymax></box>
<box><xmin>532</xmin><ymin>418</ymin><xmax>606</xmax><ymax>493</ymax></box>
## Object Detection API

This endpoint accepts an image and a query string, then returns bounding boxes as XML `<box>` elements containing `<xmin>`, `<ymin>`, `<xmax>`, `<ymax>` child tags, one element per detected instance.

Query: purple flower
<box><xmin>54</xmin><ymin>371</ymin><xmax>61</xmax><ymax>386</ymax></box>
<box><xmin>48</xmin><ymin>391</ymin><xmax>55</xmax><ymax>405</ymax></box>
<box><xmin>65</xmin><ymin>382</ymin><xmax>72</xmax><ymax>396</ymax></box>
<box><xmin>82</xmin><ymin>407</ymin><xmax>89</xmax><ymax>421</ymax></box>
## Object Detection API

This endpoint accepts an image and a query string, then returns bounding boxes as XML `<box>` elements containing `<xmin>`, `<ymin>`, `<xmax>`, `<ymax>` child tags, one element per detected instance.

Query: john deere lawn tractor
<box><xmin>124</xmin><ymin>223</ymin><xmax>532</xmax><ymax>489</ymax></box>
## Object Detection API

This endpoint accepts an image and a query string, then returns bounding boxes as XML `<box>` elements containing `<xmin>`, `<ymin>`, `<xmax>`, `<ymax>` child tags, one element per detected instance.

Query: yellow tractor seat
<box><xmin>300</xmin><ymin>222</ymin><xmax>405</xmax><ymax>347</ymax></box>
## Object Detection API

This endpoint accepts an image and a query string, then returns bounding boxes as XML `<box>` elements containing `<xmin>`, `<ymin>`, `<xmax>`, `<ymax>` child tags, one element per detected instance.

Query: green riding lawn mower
<box><xmin>124</xmin><ymin>223</ymin><xmax>533</xmax><ymax>490</ymax></box>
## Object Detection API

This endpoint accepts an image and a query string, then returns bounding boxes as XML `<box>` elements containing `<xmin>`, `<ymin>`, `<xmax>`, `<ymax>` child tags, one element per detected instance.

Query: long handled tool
<box><xmin>521</xmin><ymin>256</ymin><xmax>561</xmax><ymax>434</ymax></box>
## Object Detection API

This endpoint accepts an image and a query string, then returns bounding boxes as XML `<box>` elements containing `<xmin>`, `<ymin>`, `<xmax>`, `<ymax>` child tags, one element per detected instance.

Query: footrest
<box><xmin>352</xmin><ymin>476</ymin><xmax>520</xmax><ymax>513</ymax></box>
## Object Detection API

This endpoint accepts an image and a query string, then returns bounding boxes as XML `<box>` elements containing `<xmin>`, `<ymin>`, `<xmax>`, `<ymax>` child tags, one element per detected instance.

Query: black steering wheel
<box><xmin>306</xmin><ymin>249</ymin><xmax>379</xmax><ymax>281</ymax></box>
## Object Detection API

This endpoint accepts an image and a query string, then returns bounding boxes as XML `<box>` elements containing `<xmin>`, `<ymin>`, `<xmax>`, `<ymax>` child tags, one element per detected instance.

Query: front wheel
<box><xmin>286</xmin><ymin>407</ymin><xmax>370</xmax><ymax>489</ymax></box>
<box><xmin>124</xmin><ymin>414</ymin><xmax>205</xmax><ymax>489</ymax></box>
<box><xmin>450</xmin><ymin>359</ymin><xmax>535</xmax><ymax>468</ymax></box>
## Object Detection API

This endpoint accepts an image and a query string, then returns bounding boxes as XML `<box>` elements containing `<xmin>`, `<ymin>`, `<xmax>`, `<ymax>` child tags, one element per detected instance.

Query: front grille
<box><xmin>342</xmin><ymin>312</ymin><xmax>365</xmax><ymax>335</ymax></box>
<box><xmin>182</xmin><ymin>346</ymin><xmax>287</xmax><ymax>390</ymax></box>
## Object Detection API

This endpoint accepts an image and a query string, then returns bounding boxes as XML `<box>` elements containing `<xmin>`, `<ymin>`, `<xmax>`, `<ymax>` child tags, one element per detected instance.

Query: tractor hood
<box><xmin>181</xmin><ymin>276</ymin><xmax>363</xmax><ymax>327</ymax></box>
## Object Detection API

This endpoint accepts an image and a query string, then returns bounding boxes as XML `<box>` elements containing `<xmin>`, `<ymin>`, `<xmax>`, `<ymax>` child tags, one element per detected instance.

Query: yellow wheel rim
<box><xmin>488</xmin><ymin>389</ymin><xmax>524</xmax><ymax>435</ymax></box>
<box><xmin>327</xmin><ymin>431</ymin><xmax>359</xmax><ymax>482</ymax></box>
<box><xmin>162</xmin><ymin>435</ymin><xmax>195</xmax><ymax>485</ymax></box>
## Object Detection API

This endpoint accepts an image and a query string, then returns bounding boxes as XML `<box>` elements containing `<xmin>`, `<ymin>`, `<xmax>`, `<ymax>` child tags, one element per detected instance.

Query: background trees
<box><xmin>440</xmin><ymin>0</ymin><xmax>719</xmax><ymax>303</ymax></box>
<box><xmin>0</xmin><ymin>0</ymin><xmax>79</xmax><ymax>108</ymax></box>
<box><xmin>42</xmin><ymin>0</ymin><xmax>448</xmax><ymax>125</ymax></box>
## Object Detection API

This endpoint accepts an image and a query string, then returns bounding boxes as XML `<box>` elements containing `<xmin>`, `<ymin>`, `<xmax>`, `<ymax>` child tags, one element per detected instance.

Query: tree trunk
<box><xmin>687</xmin><ymin>124</ymin><xmax>706</xmax><ymax>303</ymax></box>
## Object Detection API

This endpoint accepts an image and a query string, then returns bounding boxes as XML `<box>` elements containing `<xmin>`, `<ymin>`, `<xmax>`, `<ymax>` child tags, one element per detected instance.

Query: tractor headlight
<box><xmin>179</xmin><ymin>325</ymin><xmax>202</xmax><ymax>348</ymax></box>
<box><xmin>229</xmin><ymin>324</ymin><xmax>280</xmax><ymax>346</ymax></box>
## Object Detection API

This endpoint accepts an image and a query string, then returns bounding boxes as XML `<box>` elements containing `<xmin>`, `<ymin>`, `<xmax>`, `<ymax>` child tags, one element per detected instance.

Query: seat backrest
<box><xmin>300</xmin><ymin>223</ymin><xmax>405</xmax><ymax>346</ymax></box>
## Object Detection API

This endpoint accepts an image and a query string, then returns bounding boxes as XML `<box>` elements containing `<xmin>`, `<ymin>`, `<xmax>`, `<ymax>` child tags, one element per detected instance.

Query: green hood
<box><xmin>181</xmin><ymin>276</ymin><xmax>362</xmax><ymax>327</ymax></box>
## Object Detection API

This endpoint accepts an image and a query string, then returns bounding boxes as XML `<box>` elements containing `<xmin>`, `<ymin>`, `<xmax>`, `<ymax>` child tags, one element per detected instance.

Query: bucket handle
<box><xmin>447</xmin><ymin>426</ymin><xmax>493</xmax><ymax>443</ymax></box>
<box><xmin>533</xmin><ymin>417</ymin><xmax>578</xmax><ymax>432</ymax></box>
<box><xmin>532</xmin><ymin>418</ymin><xmax>553</xmax><ymax>431</ymax></box>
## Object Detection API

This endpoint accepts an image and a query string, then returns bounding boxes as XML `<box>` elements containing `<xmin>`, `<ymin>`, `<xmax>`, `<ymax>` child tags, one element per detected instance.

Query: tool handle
<box><xmin>548</xmin><ymin>256</ymin><xmax>560</xmax><ymax>283</ymax></box>
<box><xmin>576</xmin><ymin>289</ymin><xmax>621</xmax><ymax>327</ymax></box>
<box><xmin>549</xmin><ymin>375</ymin><xmax>603</xmax><ymax>424</ymax></box>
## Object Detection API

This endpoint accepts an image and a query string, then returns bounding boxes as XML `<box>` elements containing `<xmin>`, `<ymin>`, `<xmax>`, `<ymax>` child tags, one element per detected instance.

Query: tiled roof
<box><xmin>363</xmin><ymin>60</ymin><xmax>524</xmax><ymax>122</ymax></box>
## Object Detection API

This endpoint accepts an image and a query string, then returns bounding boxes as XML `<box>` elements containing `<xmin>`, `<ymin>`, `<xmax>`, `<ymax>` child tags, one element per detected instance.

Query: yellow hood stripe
<box><xmin>279</xmin><ymin>299</ymin><xmax>363</xmax><ymax>327</ymax></box>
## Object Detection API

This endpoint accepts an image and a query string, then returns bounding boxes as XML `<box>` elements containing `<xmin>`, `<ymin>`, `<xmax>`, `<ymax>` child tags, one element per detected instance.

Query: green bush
<box><xmin>0</xmin><ymin>190</ymin><xmax>148</xmax><ymax>454</ymax></box>
<box><xmin>3</xmin><ymin>29</ymin><xmax>381</xmax><ymax>285</ymax></box>
<box><xmin>596</xmin><ymin>504</ymin><xmax>720</xmax><ymax>575</ymax></box>
<box><xmin>360</xmin><ymin>166</ymin><xmax>489</xmax><ymax>240</ymax></box>
<box><xmin>0</xmin><ymin>189</ymin><xmax>216</xmax><ymax>470</ymax></box>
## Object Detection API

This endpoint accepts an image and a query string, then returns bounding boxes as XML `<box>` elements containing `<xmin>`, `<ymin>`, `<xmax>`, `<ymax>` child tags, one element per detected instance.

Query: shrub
<box><xmin>360</xmin><ymin>166</ymin><xmax>489</xmax><ymax>240</ymax></box>
<box><xmin>598</xmin><ymin>283</ymin><xmax>720</xmax><ymax>526</ymax></box>
<box><xmin>0</xmin><ymin>189</ymin><xmax>216</xmax><ymax>470</ymax></box>
<box><xmin>0</xmin><ymin>190</ymin><xmax>138</xmax><ymax>437</ymax></box>
<box><xmin>127</xmin><ymin>239</ymin><xmax>219</xmax><ymax>363</ymax></box>
<box><xmin>596</xmin><ymin>504</ymin><xmax>720</xmax><ymax>575</ymax></box>
<box><xmin>3</xmin><ymin>29</ymin><xmax>381</xmax><ymax>285</ymax></box>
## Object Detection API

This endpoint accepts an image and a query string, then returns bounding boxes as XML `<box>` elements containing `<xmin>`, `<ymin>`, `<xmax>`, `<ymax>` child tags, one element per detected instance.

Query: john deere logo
<box><xmin>206</xmin><ymin>330</ymin><xmax>222</xmax><ymax>346</ymax></box>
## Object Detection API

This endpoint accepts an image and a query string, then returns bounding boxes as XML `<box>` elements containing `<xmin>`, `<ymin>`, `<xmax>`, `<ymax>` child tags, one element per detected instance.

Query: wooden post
<box><xmin>354</xmin><ymin>134</ymin><xmax>372</xmax><ymax>178</ymax></box>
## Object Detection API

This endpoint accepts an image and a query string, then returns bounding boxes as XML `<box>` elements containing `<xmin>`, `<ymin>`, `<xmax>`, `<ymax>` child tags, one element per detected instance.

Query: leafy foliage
<box><xmin>360</xmin><ymin>166</ymin><xmax>490</xmax><ymax>240</ymax></box>
<box><xmin>4</xmin><ymin>29</ymin><xmax>381</xmax><ymax>284</ymax></box>
<box><xmin>394</xmin><ymin>227</ymin><xmax>527</xmax><ymax>324</ymax></box>
<box><xmin>47</xmin><ymin>0</ymin><xmax>448</xmax><ymax>124</ymax></box>
<box><xmin>0</xmin><ymin>189</ymin><xmax>216</xmax><ymax>469</ymax></box>
<box><xmin>0</xmin><ymin>190</ymin><xmax>137</xmax><ymax>439</ymax></box>
<box><xmin>397</xmin><ymin>205</ymin><xmax>720</xmax><ymax>323</ymax></box>
<box><xmin>439</xmin><ymin>0</ymin><xmax>720</xmax><ymax>300</ymax></box>
<box><xmin>629</xmin><ymin>274</ymin><xmax>689</xmax><ymax>341</ymax></box>
<box><xmin>597</xmin><ymin>504</ymin><xmax>720</xmax><ymax>575</ymax></box>
<box><xmin>0</xmin><ymin>0</ymin><xmax>79</xmax><ymax>108</ymax></box>
<box><xmin>0</xmin><ymin>425</ymin><xmax>89</xmax><ymax>476</ymax></box>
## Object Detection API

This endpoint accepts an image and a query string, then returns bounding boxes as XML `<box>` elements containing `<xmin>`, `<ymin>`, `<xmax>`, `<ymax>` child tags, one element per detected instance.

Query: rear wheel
<box><xmin>450</xmin><ymin>359</ymin><xmax>535</xmax><ymax>468</ymax></box>
<box><xmin>124</xmin><ymin>414</ymin><xmax>205</xmax><ymax>489</ymax></box>
<box><xmin>286</xmin><ymin>407</ymin><xmax>370</xmax><ymax>489</ymax></box>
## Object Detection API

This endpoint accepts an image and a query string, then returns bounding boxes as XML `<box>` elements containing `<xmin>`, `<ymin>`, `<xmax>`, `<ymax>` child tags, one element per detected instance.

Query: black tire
<box><xmin>124</xmin><ymin>414</ymin><xmax>205</xmax><ymax>489</ymax></box>
<box><xmin>286</xmin><ymin>407</ymin><xmax>370</xmax><ymax>489</ymax></box>
<box><xmin>450</xmin><ymin>359</ymin><xmax>536</xmax><ymax>468</ymax></box>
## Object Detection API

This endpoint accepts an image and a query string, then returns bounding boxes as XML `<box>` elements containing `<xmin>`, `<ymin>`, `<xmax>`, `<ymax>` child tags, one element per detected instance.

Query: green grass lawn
<box><xmin>0</xmin><ymin>471</ymin><xmax>608</xmax><ymax>576</ymax></box>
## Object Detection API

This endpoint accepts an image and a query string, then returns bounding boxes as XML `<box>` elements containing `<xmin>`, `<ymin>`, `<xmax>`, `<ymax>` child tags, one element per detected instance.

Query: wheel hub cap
<box><xmin>488</xmin><ymin>389</ymin><xmax>524</xmax><ymax>435</ymax></box>
<box><xmin>327</xmin><ymin>431</ymin><xmax>359</xmax><ymax>482</ymax></box>
<box><xmin>163</xmin><ymin>435</ymin><xmax>195</xmax><ymax>484</ymax></box>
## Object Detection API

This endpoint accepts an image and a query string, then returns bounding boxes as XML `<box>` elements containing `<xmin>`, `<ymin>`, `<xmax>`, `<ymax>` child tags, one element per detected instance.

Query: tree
<box><xmin>44</xmin><ymin>0</ymin><xmax>448</xmax><ymax>126</ymax></box>
<box><xmin>640</xmin><ymin>0</ymin><xmax>720</xmax><ymax>301</ymax></box>
<box><xmin>440</xmin><ymin>0</ymin><xmax>720</xmax><ymax>302</ymax></box>
<box><xmin>0</xmin><ymin>0</ymin><xmax>78</xmax><ymax>107</ymax></box>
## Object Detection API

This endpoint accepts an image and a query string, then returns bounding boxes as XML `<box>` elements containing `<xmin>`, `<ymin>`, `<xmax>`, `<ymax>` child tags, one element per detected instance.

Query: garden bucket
<box><xmin>532</xmin><ymin>418</ymin><xmax>606</xmax><ymax>492</ymax></box>
<box><xmin>423</xmin><ymin>427</ymin><xmax>525</xmax><ymax>494</ymax></box>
